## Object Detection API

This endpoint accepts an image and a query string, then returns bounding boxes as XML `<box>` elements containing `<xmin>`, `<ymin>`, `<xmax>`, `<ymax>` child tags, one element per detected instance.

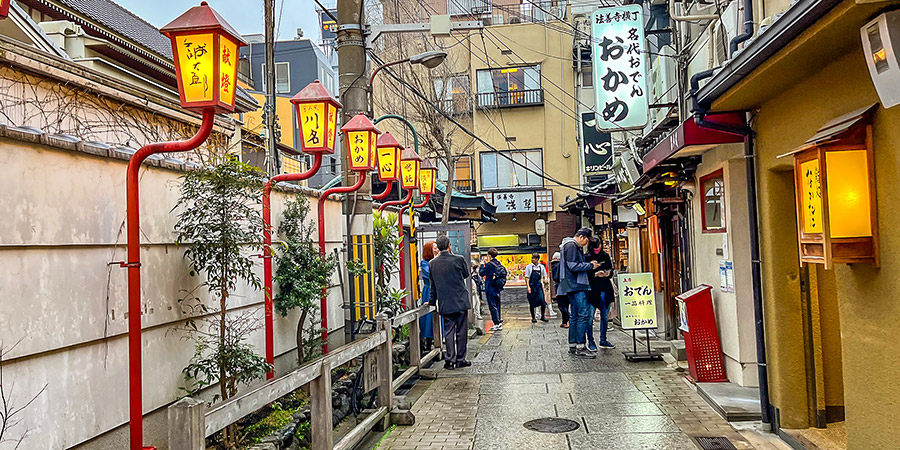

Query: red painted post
<box><xmin>125</xmin><ymin>108</ymin><xmax>215</xmax><ymax>450</ymax></box>
<box><xmin>317</xmin><ymin>173</ymin><xmax>367</xmax><ymax>353</ymax></box>
<box><xmin>373</xmin><ymin>180</ymin><xmax>393</xmax><ymax>201</ymax></box>
<box><xmin>261</xmin><ymin>153</ymin><xmax>323</xmax><ymax>379</ymax></box>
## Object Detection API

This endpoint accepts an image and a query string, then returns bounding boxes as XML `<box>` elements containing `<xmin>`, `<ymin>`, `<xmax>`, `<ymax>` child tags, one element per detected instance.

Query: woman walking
<box><xmin>419</xmin><ymin>241</ymin><xmax>437</xmax><ymax>351</ymax></box>
<box><xmin>586</xmin><ymin>237</ymin><xmax>616</xmax><ymax>350</ymax></box>
<box><xmin>525</xmin><ymin>253</ymin><xmax>549</xmax><ymax>323</ymax></box>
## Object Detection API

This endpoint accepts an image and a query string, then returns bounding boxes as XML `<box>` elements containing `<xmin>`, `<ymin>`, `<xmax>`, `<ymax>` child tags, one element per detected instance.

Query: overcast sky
<box><xmin>114</xmin><ymin>0</ymin><xmax>326</xmax><ymax>41</ymax></box>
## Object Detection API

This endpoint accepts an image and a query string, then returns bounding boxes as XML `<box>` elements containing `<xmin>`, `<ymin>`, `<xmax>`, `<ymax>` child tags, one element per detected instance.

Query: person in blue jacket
<box><xmin>556</xmin><ymin>228</ymin><xmax>601</xmax><ymax>358</ymax></box>
<box><xmin>419</xmin><ymin>241</ymin><xmax>437</xmax><ymax>351</ymax></box>
<box><xmin>479</xmin><ymin>248</ymin><xmax>505</xmax><ymax>331</ymax></box>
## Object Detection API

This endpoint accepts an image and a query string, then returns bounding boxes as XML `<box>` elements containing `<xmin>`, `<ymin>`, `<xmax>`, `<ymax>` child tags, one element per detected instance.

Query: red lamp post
<box><xmin>317</xmin><ymin>113</ymin><xmax>380</xmax><ymax>352</ymax></box>
<box><xmin>120</xmin><ymin>3</ymin><xmax>245</xmax><ymax>450</ymax></box>
<box><xmin>261</xmin><ymin>80</ymin><xmax>341</xmax><ymax>379</ymax></box>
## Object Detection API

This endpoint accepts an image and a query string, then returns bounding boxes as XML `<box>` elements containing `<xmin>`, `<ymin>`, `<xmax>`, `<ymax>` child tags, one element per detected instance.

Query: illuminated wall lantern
<box><xmin>342</xmin><ymin>113</ymin><xmax>381</xmax><ymax>171</ymax></box>
<box><xmin>161</xmin><ymin>1</ymin><xmax>247</xmax><ymax>114</ymax></box>
<box><xmin>419</xmin><ymin>158</ymin><xmax>437</xmax><ymax>195</ymax></box>
<box><xmin>291</xmin><ymin>80</ymin><xmax>342</xmax><ymax>154</ymax></box>
<box><xmin>779</xmin><ymin>105</ymin><xmax>879</xmax><ymax>269</ymax></box>
<box><xmin>0</xmin><ymin>0</ymin><xmax>10</xmax><ymax>19</ymax></box>
<box><xmin>400</xmin><ymin>147</ymin><xmax>422</xmax><ymax>190</ymax></box>
<box><xmin>376</xmin><ymin>132</ymin><xmax>402</xmax><ymax>182</ymax></box>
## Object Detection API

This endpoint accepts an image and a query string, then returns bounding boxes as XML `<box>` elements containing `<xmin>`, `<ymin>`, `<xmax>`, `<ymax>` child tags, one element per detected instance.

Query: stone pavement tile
<box><xmin>506</xmin><ymin>360</ymin><xmax>546</xmax><ymax>373</ymax></box>
<box><xmin>563</xmin><ymin>389</ymin><xmax>651</xmax><ymax>403</ymax></box>
<box><xmin>583</xmin><ymin>415</ymin><xmax>682</xmax><ymax>434</ymax></box>
<box><xmin>478</xmin><ymin>392</ymin><xmax>573</xmax><ymax>406</ymax></box>
<box><xmin>480</xmin><ymin>373</ymin><xmax>562</xmax><ymax>385</ymax></box>
<box><xmin>567</xmin><ymin>432</ymin><xmax>699</xmax><ymax>450</ymax></box>
<box><xmin>556</xmin><ymin>401</ymin><xmax>664</xmax><ymax>417</ymax></box>
<box><xmin>473</xmin><ymin>425</ymin><xmax>569</xmax><ymax>450</ymax></box>
<box><xmin>475</xmin><ymin>403</ymin><xmax>557</xmax><ymax>419</ymax></box>
<box><xmin>478</xmin><ymin>382</ymin><xmax>549</xmax><ymax>395</ymax></box>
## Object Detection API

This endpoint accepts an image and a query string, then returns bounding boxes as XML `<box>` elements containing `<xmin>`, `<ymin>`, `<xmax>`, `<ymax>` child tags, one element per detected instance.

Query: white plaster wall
<box><xmin>689</xmin><ymin>143</ymin><xmax>759</xmax><ymax>387</ymax></box>
<box><xmin>0</xmin><ymin>138</ymin><xmax>346</xmax><ymax>449</ymax></box>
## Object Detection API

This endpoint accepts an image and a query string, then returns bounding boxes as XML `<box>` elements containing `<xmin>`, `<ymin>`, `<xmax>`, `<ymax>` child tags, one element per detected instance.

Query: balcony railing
<box><xmin>438</xmin><ymin>97</ymin><xmax>472</xmax><ymax>116</ymax></box>
<box><xmin>476</xmin><ymin>89</ymin><xmax>544</xmax><ymax>109</ymax></box>
<box><xmin>453</xmin><ymin>179</ymin><xmax>476</xmax><ymax>194</ymax></box>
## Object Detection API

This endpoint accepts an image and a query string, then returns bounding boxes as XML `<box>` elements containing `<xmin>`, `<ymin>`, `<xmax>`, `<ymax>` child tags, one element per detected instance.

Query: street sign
<box><xmin>363</xmin><ymin>350</ymin><xmax>379</xmax><ymax>393</ymax></box>
<box><xmin>591</xmin><ymin>5</ymin><xmax>649</xmax><ymax>131</ymax></box>
<box><xmin>617</xmin><ymin>272</ymin><xmax>657</xmax><ymax>330</ymax></box>
<box><xmin>581</xmin><ymin>112</ymin><xmax>613</xmax><ymax>174</ymax></box>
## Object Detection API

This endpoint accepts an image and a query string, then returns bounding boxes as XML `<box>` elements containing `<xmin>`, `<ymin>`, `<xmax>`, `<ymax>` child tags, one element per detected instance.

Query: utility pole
<box><xmin>264</xmin><ymin>0</ymin><xmax>279</xmax><ymax>176</ymax></box>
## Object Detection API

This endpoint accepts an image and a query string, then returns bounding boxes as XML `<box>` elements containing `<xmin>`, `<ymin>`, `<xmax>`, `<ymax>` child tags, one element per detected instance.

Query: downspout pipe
<box><xmin>690</xmin><ymin>108</ymin><xmax>772</xmax><ymax>426</ymax></box>
<box><xmin>669</xmin><ymin>0</ymin><xmax>719</xmax><ymax>22</ymax></box>
<box><xmin>730</xmin><ymin>0</ymin><xmax>755</xmax><ymax>56</ymax></box>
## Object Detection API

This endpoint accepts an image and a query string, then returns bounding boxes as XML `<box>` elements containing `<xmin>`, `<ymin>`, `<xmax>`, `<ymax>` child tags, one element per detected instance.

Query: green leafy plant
<box><xmin>373</xmin><ymin>210</ymin><xmax>405</xmax><ymax>314</ymax></box>
<box><xmin>173</xmin><ymin>158</ymin><xmax>272</xmax><ymax>448</ymax></box>
<box><xmin>273</xmin><ymin>195</ymin><xmax>337</xmax><ymax>364</ymax></box>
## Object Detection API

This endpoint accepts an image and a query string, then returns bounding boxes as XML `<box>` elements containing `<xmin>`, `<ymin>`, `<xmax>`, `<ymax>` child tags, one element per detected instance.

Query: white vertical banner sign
<box><xmin>592</xmin><ymin>5</ymin><xmax>649</xmax><ymax>131</ymax></box>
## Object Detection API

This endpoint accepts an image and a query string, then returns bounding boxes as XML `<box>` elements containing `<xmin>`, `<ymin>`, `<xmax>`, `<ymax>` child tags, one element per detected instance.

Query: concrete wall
<box><xmin>688</xmin><ymin>143</ymin><xmax>758</xmax><ymax>387</ymax></box>
<box><xmin>0</xmin><ymin>136</ymin><xmax>345</xmax><ymax>449</ymax></box>
<box><xmin>754</xmin><ymin>46</ymin><xmax>897</xmax><ymax>446</ymax></box>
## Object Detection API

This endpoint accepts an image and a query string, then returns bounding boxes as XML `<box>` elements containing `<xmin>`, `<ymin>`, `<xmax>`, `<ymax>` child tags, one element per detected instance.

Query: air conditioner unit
<box><xmin>709</xmin><ymin>21</ymin><xmax>729</xmax><ymax>67</ymax></box>
<box><xmin>649</xmin><ymin>48</ymin><xmax>676</xmax><ymax>125</ymax></box>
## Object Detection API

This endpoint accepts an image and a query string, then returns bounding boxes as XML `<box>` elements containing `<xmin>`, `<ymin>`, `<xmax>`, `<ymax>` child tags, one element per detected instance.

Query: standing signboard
<box><xmin>591</xmin><ymin>5</ymin><xmax>649</xmax><ymax>131</ymax></box>
<box><xmin>617</xmin><ymin>272</ymin><xmax>663</xmax><ymax>361</ymax></box>
<box><xmin>581</xmin><ymin>112</ymin><xmax>614</xmax><ymax>174</ymax></box>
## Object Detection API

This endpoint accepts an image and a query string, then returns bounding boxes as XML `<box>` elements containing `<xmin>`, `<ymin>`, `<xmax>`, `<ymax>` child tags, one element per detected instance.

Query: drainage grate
<box><xmin>522</xmin><ymin>418</ymin><xmax>580</xmax><ymax>434</ymax></box>
<box><xmin>695</xmin><ymin>436</ymin><xmax>738</xmax><ymax>450</ymax></box>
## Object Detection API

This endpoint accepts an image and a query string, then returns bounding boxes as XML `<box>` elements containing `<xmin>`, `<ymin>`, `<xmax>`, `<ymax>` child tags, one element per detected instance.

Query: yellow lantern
<box><xmin>161</xmin><ymin>1</ymin><xmax>247</xmax><ymax>114</ymax></box>
<box><xmin>399</xmin><ymin>147</ymin><xmax>422</xmax><ymax>190</ymax></box>
<box><xmin>376</xmin><ymin>132</ymin><xmax>403</xmax><ymax>182</ymax></box>
<box><xmin>0</xmin><ymin>0</ymin><xmax>10</xmax><ymax>19</ymax></box>
<box><xmin>779</xmin><ymin>105</ymin><xmax>879</xmax><ymax>268</ymax></box>
<box><xmin>291</xmin><ymin>80</ymin><xmax>342</xmax><ymax>154</ymax></box>
<box><xmin>419</xmin><ymin>158</ymin><xmax>437</xmax><ymax>195</ymax></box>
<box><xmin>342</xmin><ymin>114</ymin><xmax>381</xmax><ymax>171</ymax></box>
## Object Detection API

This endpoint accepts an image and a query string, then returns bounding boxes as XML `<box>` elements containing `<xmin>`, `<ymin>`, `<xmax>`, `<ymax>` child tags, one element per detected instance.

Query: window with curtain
<box><xmin>475</xmin><ymin>65</ymin><xmax>542</xmax><ymax>107</ymax></box>
<box><xmin>261</xmin><ymin>62</ymin><xmax>291</xmax><ymax>94</ymax></box>
<box><xmin>480</xmin><ymin>149</ymin><xmax>543</xmax><ymax>190</ymax></box>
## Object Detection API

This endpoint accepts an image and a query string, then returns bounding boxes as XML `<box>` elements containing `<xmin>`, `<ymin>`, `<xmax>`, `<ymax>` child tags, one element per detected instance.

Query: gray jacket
<box><xmin>556</xmin><ymin>237</ymin><xmax>593</xmax><ymax>295</ymax></box>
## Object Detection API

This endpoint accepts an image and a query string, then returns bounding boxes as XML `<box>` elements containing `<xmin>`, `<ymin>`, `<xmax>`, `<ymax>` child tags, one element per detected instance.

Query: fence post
<box><xmin>409</xmin><ymin>309</ymin><xmax>421</xmax><ymax>370</ymax></box>
<box><xmin>376</xmin><ymin>314</ymin><xmax>393</xmax><ymax>423</ymax></box>
<box><xmin>168</xmin><ymin>397</ymin><xmax>206</xmax><ymax>450</ymax></box>
<box><xmin>431</xmin><ymin>306</ymin><xmax>443</xmax><ymax>353</ymax></box>
<box><xmin>310</xmin><ymin>356</ymin><xmax>334</xmax><ymax>450</ymax></box>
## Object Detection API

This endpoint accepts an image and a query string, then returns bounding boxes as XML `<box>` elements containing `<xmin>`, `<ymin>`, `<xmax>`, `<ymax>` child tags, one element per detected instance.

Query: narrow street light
<box><xmin>368</xmin><ymin>50</ymin><xmax>448</xmax><ymax>115</ymax></box>
<box><xmin>418</xmin><ymin>158</ymin><xmax>437</xmax><ymax>196</ymax></box>
<box><xmin>374</xmin><ymin>131</ymin><xmax>402</xmax><ymax>201</ymax></box>
<box><xmin>399</xmin><ymin>147</ymin><xmax>423</xmax><ymax>190</ymax></box>
<box><xmin>317</xmin><ymin>113</ymin><xmax>380</xmax><ymax>352</ymax></box>
<box><xmin>118</xmin><ymin>3</ymin><xmax>245</xmax><ymax>450</ymax></box>
<box><xmin>261</xmin><ymin>80</ymin><xmax>341</xmax><ymax>379</ymax></box>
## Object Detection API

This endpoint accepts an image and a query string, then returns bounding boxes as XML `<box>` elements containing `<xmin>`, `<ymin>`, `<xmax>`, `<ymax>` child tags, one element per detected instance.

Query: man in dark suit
<box><xmin>428</xmin><ymin>234</ymin><xmax>472</xmax><ymax>370</ymax></box>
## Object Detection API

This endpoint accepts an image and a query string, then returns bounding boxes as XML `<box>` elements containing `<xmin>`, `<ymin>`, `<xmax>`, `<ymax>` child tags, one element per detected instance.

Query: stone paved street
<box><xmin>377</xmin><ymin>304</ymin><xmax>790</xmax><ymax>450</ymax></box>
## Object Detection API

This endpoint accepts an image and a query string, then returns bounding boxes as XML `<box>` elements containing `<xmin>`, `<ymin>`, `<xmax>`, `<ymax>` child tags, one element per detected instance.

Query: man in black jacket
<box><xmin>428</xmin><ymin>235</ymin><xmax>473</xmax><ymax>370</ymax></box>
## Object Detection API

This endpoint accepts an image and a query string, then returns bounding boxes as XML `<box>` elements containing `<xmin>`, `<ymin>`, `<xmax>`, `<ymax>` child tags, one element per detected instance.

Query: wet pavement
<box><xmin>377</xmin><ymin>304</ymin><xmax>790</xmax><ymax>450</ymax></box>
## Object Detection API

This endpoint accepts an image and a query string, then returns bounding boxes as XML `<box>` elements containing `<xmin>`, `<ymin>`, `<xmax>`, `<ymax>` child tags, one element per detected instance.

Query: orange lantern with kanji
<box><xmin>291</xmin><ymin>80</ymin><xmax>342</xmax><ymax>154</ymax></box>
<box><xmin>0</xmin><ymin>0</ymin><xmax>10</xmax><ymax>19</ymax></box>
<box><xmin>161</xmin><ymin>1</ymin><xmax>247</xmax><ymax>113</ymax></box>
<box><xmin>399</xmin><ymin>148</ymin><xmax>422</xmax><ymax>190</ymax></box>
<box><xmin>342</xmin><ymin>114</ymin><xmax>381</xmax><ymax>171</ymax></box>
<box><xmin>419</xmin><ymin>158</ymin><xmax>437</xmax><ymax>195</ymax></box>
<box><xmin>376</xmin><ymin>132</ymin><xmax>403</xmax><ymax>182</ymax></box>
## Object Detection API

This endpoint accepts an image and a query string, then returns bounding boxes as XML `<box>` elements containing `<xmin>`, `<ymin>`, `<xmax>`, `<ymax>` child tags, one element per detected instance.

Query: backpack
<box><xmin>491</xmin><ymin>259</ymin><xmax>508</xmax><ymax>289</ymax></box>
<box><xmin>551</xmin><ymin>260</ymin><xmax>560</xmax><ymax>284</ymax></box>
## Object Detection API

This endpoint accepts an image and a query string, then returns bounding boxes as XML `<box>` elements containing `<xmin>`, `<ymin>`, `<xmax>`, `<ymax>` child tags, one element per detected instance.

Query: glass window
<box><xmin>437</xmin><ymin>155</ymin><xmax>473</xmax><ymax>181</ymax></box>
<box><xmin>261</xmin><ymin>62</ymin><xmax>291</xmax><ymax>94</ymax></box>
<box><xmin>480</xmin><ymin>150</ymin><xmax>543</xmax><ymax>190</ymax></box>
<box><xmin>476</xmin><ymin>65</ymin><xmax>542</xmax><ymax>107</ymax></box>
<box><xmin>434</xmin><ymin>74</ymin><xmax>470</xmax><ymax>113</ymax></box>
<box><xmin>701</xmin><ymin>170</ymin><xmax>726</xmax><ymax>232</ymax></box>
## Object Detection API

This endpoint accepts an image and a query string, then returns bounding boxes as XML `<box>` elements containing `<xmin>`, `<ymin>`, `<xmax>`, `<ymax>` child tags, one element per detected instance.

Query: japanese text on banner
<box><xmin>591</xmin><ymin>5</ymin><xmax>649</xmax><ymax>131</ymax></box>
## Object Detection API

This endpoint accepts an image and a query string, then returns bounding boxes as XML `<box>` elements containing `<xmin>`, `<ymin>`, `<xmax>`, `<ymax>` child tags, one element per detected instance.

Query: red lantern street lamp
<box><xmin>317</xmin><ymin>114</ymin><xmax>380</xmax><ymax>352</ymax></box>
<box><xmin>120</xmin><ymin>3</ymin><xmax>244</xmax><ymax>450</ymax></box>
<box><xmin>0</xmin><ymin>0</ymin><xmax>11</xmax><ymax>19</ymax></box>
<box><xmin>418</xmin><ymin>158</ymin><xmax>437</xmax><ymax>196</ymax></box>
<box><xmin>374</xmin><ymin>132</ymin><xmax>403</xmax><ymax>201</ymax></box>
<box><xmin>261</xmin><ymin>81</ymin><xmax>341</xmax><ymax>379</ymax></box>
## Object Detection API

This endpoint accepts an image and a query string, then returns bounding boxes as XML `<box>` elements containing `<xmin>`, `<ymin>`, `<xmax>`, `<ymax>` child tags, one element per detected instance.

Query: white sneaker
<box><xmin>549</xmin><ymin>311</ymin><xmax>558</xmax><ymax>318</ymax></box>
<box><xmin>489</xmin><ymin>324</ymin><xmax>503</xmax><ymax>331</ymax></box>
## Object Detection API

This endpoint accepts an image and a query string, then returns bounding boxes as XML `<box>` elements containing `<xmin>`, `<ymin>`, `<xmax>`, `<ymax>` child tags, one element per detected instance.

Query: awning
<box><xmin>777</xmin><ymin>104</ymin><xmax>878</xmax><ymax>158</ymax></box>
<box><xmin>418</xmin><ymin>181</ymin><xmax>497</xmax><ymax>223</ymax></box>
<box><xmin>642</xmin><ymin>113</ymin><xmax>747</xmax><ymax>172</ymax></box>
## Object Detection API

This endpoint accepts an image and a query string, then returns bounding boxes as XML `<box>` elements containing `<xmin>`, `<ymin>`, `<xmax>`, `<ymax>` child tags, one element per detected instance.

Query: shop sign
<box><xmin>617</xmin><ymin>272</ymin><xmax>657</xmax><ymax>330</ymax></box>
<box><xmin>581</xmin><ymin>112</ymin><xmax>614</xmax><ymax>174</ymax></box>
<box><xmin>591</xmin><ymin>5</ymin><xmax>649</xmax><ymax>131</ymax></box>
<box><xmin>491</xmin><ymin>191</ymin><xmax>536</xmax><ymax>213</ymax></box>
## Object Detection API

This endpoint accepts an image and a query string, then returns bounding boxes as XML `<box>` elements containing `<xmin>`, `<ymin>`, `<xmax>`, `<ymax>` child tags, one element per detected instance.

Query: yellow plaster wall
<box><xmin>242</xmin><ymin>92</ymin><xmax>296</xmax><ymax>149</ymax></box>
<box><xmin>755</xmin><ymin>46</ymin><xmax>899</xmax><ymax>446</ymax></box>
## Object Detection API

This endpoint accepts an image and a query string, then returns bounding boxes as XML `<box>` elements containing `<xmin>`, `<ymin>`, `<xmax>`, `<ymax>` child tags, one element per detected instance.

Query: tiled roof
<box><xmin>54</xmin><ymin>0</ymin><xmax>173</xmax><ymax>59</ymax></box>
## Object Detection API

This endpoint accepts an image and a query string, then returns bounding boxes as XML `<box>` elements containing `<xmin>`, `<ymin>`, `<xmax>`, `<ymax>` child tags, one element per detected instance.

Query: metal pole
<box><xmin>261</xmin><ymin>153</ymin><xmax>324</xmax><ymax>379</ymax></box>
<box><xmin>264</xmin><ymin>0</ymin><xmax>279</xmax><ymax>176</ymax></box>
<box><xmin>125</xmin><ymin>109</ymin><xmax>216</xmax><ymax>450</ymax></box>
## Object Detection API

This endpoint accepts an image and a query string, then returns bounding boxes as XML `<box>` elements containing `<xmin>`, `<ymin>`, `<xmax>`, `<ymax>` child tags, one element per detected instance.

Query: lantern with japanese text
<box><xmin>0</xmin><ymin>0</ymin><xmax>10</xmax><ymax>19</ymax></box>
<box><xmin>161</xmin><ymin>1</ymin><xmax>247</xmax><ymax>114</ymax></box>
<box><xmin>342</xmin><ymin>114</ymin><xmax>380</xmax><ymax>171</ymax></box>
<box><xmin>399</xmin><ymin>148</ymin><xmax>422</xmax><ymax>190</ymax></box>
<box><xmin>376</xmin><ymin>132</ymin><xmax>402</xmax><ymax>181</ymax></box>
<box><xmin>291</xmin><ymin>80</ymin><xmax>342</xmax><ymax>154</ymax></box>
<box><xmin>418</xmin><ymin>158</ymin><xmax>437</xmax><ymax>195</ymax></box>
<box><xmin>779</xmin><ymin>105</ymin><xmax>879</xmax><ymax>269</ymax></box>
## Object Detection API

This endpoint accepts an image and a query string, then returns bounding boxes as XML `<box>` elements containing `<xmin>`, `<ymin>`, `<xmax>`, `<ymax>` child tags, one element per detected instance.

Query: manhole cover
<box><xmin>522</xmin><ymin>418</ymin><xmax>580</xmax><ymax>433</ymax></box>
<box><xmin>695</xmin><ymin>436</ymin><xmax>737</xmax><ymax>450</ymax></box>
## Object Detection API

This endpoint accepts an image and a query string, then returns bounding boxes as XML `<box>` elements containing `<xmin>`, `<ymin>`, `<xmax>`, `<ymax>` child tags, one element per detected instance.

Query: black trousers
<box><xmin>556</xmin><ymin>295</ymin><xmax>570</xmax><ymax>325</ymax></box>
<box><xmin>441</xmin><ymin>312</ymin><xmax>468</xmax><ymax>363</ymax></box>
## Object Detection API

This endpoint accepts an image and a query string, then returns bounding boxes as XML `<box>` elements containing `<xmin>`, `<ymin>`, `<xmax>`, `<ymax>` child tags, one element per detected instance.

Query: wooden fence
<box><xmin>168</xmin><ymin>305</ymin><xmax>442</xmax><ymax>450</ymax></box>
